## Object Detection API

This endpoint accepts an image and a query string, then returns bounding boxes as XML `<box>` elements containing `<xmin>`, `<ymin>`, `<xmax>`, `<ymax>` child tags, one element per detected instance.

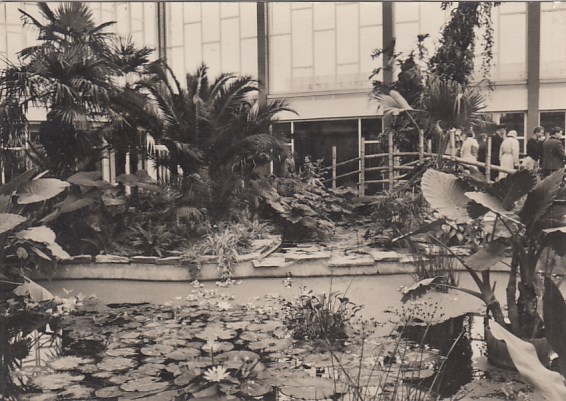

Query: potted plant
<box><xmin>402</xmin><ymin>168</ymin><xmax>566</xmax><ymax>375</ymax></box>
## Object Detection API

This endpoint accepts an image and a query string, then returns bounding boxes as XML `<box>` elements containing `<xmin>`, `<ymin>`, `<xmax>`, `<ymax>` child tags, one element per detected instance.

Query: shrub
<box><xmin>282</xmin><ymin>286</ymin><xmax>362</xmax><ymax>342</ymax></box>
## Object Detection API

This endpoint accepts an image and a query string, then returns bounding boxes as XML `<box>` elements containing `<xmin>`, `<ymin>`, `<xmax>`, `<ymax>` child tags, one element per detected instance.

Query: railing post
<box><xmin>427</xmin><ymin>138</ymin><xmax>433</xmax><ymax>154</ymax></box>
<box><xmin>388</xmin><ymin>131</ymin><xmax>394</xmax><ymax>191</ymax></box>
<box><xmin>359</xmin><ymin>137</ymin><xmax>365</xmax><ymax>196</ymax></box>
<box><xmin>331</xmin><ymin>146</ymin><xmax>337</xmax><ymax>189</ymax></box>
<box><xmin>486</xmin><ymin>136</ymin><xmax>492</xmax><ymax>181</ymax></box>
<box><xmin>418</xmin><ymin>129</ymin><xmax>424</xmax><ymax>162</ymax></box>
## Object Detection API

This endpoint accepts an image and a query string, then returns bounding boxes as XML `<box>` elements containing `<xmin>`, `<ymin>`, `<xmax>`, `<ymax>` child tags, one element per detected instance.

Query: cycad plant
<box><xmin>0</xmin><ymin>2</ymin><xmax>152</xmax><ymax>177</ymax></box>
<box><xmin>140</xmin><ymin>61</ymin><xmax>294</xmax><ymax>217</ymax></box>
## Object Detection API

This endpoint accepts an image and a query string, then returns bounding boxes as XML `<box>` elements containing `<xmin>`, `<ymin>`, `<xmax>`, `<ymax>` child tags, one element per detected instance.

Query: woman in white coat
<box><xmin>498</xmin><ymin>130</ymin><xmax>520</xmax><ymax>180</ymax></box>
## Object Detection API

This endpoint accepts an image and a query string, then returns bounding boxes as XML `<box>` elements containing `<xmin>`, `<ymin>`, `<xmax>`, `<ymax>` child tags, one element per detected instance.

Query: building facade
<box><xmin>1</xmin><ymin>2</ymin><xmax>566</xmax><ymax>178</ymax></box>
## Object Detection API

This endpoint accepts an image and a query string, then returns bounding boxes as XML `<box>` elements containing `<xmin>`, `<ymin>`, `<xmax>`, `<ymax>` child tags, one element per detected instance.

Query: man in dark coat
<box><xmin>541</xmin><ymin>127</ymin><xmax>566</xmax><ymax>177</ymax></box>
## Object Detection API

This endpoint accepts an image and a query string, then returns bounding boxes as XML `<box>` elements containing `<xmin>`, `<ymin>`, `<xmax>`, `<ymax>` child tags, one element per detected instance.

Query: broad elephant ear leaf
<box><xmin>0</xmin><ymin>213</ymin><xmax>27</xmax><ymax>234</ymax></box>
<box><xmin>465</xmin><ymin>240</ymin><xmax>507</xmax><ymax>271</ymax></box>
<box><xmin>401</xmin><ymin>277</ymin><xmax>445</xmax><ymax>303</ymax></box>
<box><xmin>489</xmin><ymin>320</ymin><xmax>566</xmax><ymax>401</ymax></box>
<box><xmin>16</xmin><ymin>226</ymin><xmax>70</xmax><ymax>260</ymax></box>
<box><xmin>116</xmin><ymin>174</ymin><xmax>163</xmax><ymax>193</ymax></box>
<box><xmin>543</xmin><ymin>277</ymin><xmax>566</xmax><ymax>378</ymax></box>
<box><xmin>486</xmin><ymin>170</ymin><xmax>537</xmax><ymax>211</ymax></box>
<box><xmin>17</xmin><ymin>178</ymin><xmax>70</xmax><ymax>204</ymax></box>
<box><xmin>67</xmin><ymin>171</ymin><xmax>112</xmax><ymax>189</ymax></box>
<box><xmin>519</xmin><ymin>169</ymin><xmax>564</xmax><ymax>231</ymax></box>
<box><xmin>421</xmin><ymin>169</ymin><xmax>471</xmax><ymax>224</ymax></box>
<box><xmin>14</xmin><ymin>279</ymin><xmax>54</xmax><ymax>302</ymax></box>
<box><xmin>465</xmin><ymin>192</ymin><xmax>508</xmax><ymax>216</ymax></box>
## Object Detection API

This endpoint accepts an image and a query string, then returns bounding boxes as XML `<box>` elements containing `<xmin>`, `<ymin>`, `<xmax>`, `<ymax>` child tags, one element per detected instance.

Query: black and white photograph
<box><xmin>1</xmin><ymin>1</ymin><xmax>566</xmax><ymax>400</ymax></box>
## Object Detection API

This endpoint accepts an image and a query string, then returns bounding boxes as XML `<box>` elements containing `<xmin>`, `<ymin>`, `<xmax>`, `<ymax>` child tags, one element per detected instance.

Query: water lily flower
<box><xmin>203</xmin><ymin>365</ymin><xmax>230</xmax><ymax>382</ymax></box>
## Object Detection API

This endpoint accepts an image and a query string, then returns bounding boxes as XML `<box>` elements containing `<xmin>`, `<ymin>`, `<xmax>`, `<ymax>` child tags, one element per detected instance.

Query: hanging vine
<box><xmin>429</xmin><ymin>2</ymin><xmax>500</xmax><ymax>87</ymax></box>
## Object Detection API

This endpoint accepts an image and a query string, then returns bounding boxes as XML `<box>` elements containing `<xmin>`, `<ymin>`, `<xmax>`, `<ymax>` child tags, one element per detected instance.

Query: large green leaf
<box><xmin>67</xmin><ymin>171</ymin><xmax>112</xmax><ymax>189</ymax></box>
<box><xmin>17</xmin><ymin>178</ymin><xmax>70</xmax><ymax>204</ymax></box>
<box><xmin>519</xmin><ymin>169</ymin><xmax>564</xmax><ymax>230</ymax></box>
<box><xmin>116</xmin><ymin>173</ymin><xmax>163</xmax><ymax>193</ymax></box>
<box><xmin>0</xmin><ymin>169</ymin><xmax>38</xmax><ymax>196</ymax></box>
<box><xmin>465</xmin><ymin>192</ymin><xmax>508</xmax><ymax>216</ymax></box>
<box><xmin>14</xmin><ymin>279</ymin><xmax>54</xmax><ymax>302</ymax></box>
<box><xmin>0</xmin><ymin>213</ymin><xmax>27</xmax><ymax>234</ymax></box>
<box><xmin>401</xmin><ymin>277</ymin><xmax>444</xmax><ymax>303</ymax></box>
<box><xmin>543</xmin><ymin>277</ymin><xmax>566</xmax><ymax>377</ymax></box>
<box><xmin>376</xmin><ymin>90</ymin><xmax>414</xmax><ymax>116</ymax></box>
<box><xmin>421</xmin><ymin>169</ymin><xmax>471</xmax><ymax>224</ymax></box>
<box><xmin>16</xmin><ymin>226</ymin><xmax>70</xmax><ymax>260</ymax></box>
<box><xmin>465</xmin><ymin>240</ymin><xmax>507</xmax><ymax>271</ymax></box>
<box><xmin>489</xmin><ymin>320</ymin><xmax>566</xmax><ymax>400</ymax></box>
<box><xmin>486</xmin><ymin>170</ymin><xmax>537</xmax><ymax>211</ymax></box>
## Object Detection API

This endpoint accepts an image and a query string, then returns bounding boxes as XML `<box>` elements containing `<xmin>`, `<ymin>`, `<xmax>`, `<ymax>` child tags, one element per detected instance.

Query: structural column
<box><xmin>382</xmin><ymin>2</ymin><xmax>395</xmax><ymax>131</ymax></box>
<box><xmin>257</xmin><ymin>2</ymin><xmax>269</xmax><ymax>105</ymax></box>
<box><xmin>157</xmin><ymin>2</ymin><xmax>168</xmax><ymax>62</ymax></box>
<box><xmin>526</xmin><ymin>2</ymin><xmax>541</xmax><ymax>138</ymax></box>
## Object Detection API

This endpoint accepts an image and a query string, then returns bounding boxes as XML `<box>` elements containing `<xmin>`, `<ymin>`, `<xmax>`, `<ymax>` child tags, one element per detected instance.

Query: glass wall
<box><xmin>489</xmin><ymin>2</ymin><xmax>527</xmax><ymax>82</ymax></box>
<box><xmin>166</xmin><ymin>2</ymin><xmax>258</xmax><ymax>82</ymax></box>
<box><xmin>0</xmin><ymin>2</ymin><xmax>157</xmax><ymax>65</ymax></box>
<box><xmin>268</xmin><ymin>2</ymin><xmax>382</xmax><ymax>94</ymax></box>
<box><xmin>541</xmin><ymin>2</ymin><xmax>566</xmax><ymax>79</ymax></box>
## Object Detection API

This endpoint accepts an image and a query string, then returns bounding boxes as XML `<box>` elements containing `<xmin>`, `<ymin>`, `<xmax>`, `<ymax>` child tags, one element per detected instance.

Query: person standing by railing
<box><xmin>460</xmin><ymin>129</ymin><xmax>479</xmax><ymax>170</ymax></box>
<box><xmin>541</xmin><ymin>127</ymin><xmax>566</xmax><ymax>177</ymax></box>
<box><xmin>521</xmin><ymin>126</ymin><xmax>545</xmax><ymax>171</ymax></box>
<box><xmin>490</xmin><ymin>124</ymin><xmax>506</xmax><ymax>180</ymax></box>
<box><xmin>498</xmin><ymin>130</ymin><xmax>520</xmax><ymax>180</ymax></box>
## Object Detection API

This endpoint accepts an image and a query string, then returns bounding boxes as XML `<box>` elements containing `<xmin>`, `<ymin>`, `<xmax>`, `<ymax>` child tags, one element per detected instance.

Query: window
<box><xmin>540</xmin><ymin>111</ymin><xmax>565</xmax><ymax>135</ymax></box>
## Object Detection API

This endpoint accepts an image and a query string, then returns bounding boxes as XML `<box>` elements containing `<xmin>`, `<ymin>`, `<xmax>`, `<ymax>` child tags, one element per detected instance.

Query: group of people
<box><xmin>457</xmin><ymin>124</ymin><xmax>566</xmax><ymax>180</ymax></box>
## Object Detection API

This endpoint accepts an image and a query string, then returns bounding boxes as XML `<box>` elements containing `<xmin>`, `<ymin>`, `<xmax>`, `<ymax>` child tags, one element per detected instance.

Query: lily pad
<box><xmin>202</xmin><ymin>341</ymin><xmax>234</xmax><ymax>353</ymax></box>
<box><xmin>60</xmin><ymin>384</ymin><xmax>93</xmax><ymax>399</ymax></box>
<box><xmin>48</xmin><ymin>356</ymin><xmax>93</xmax><ymax>371</ymax></box>
<box><xmin>141</xmin><ymin>344</ymin><xmax>174</xmax><ymax>356</ymax></box>
<box><xmin>95</xmin><ymin>386</ymin><xmax>124</xmax><ymax>399</ymax></box>
<box><xmin>97</xmin><ymin>357</ymin><xmax>136</xmax><ymax>372</ymax></box>
<box><xmin>248</xmin><ymin>337</ymin><xmax>292</xmax><ymax>353</ymax></box>
<box><xmin>239</xmin><ymin>380</ymin><xmax>272</xmax><ymax>397</ymax></box>
<box><xmin>121</xmin><ymin>378</ymin><xmax>169</xmax><ymax>392</ymax></box>
<box><xmin>31</xmin><ymin>373</ymin><xmax>85</xmax><ymax>391</ymax></box>
<box><xmin>106</xmin><ymin>347</ymin><xmax>137</xmax><ymax>357</ymax></box>
<box><xmin>165</xmin><ymin>348</ymin><xmax>201</xmax><ymax>360</ymax></box>
<box><xmin>174</xmin><ymin>368</ymin><xmax>202</xmax><ymax>386</ymax></box>
<box><xmin>196</xmin><ymin>325</ymin><xmax>237</xmax><ymax>341</ymax></box>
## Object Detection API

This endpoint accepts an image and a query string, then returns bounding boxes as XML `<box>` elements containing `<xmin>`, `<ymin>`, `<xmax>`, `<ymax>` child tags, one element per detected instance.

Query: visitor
<box><xmin>521</xmin><ymin>126</ymin><xmax>545</xmax><ymax>171</ymax></box>
<box><xmin>541</xmin><ymin>127</ymin><xmax>566</xmax><ymax>177</ymax></box>
<box><xmin>490</xmin><ymin>124</ymin><xmax>506</xmax><ymax>180</ymax></box>
<box><xmin>477</xmin><ymin>133</ymin><xmax>488</xmax><ymax>164</ymax></box>
<box><xmin>460</xmin><ymin>129</ymin><xmax>479</xmax><ymax>170</ymax></box>
<box><xmin>498</xmin><ymin>130</ymin><xmax>520</xmax><ymax>180</ymax></box>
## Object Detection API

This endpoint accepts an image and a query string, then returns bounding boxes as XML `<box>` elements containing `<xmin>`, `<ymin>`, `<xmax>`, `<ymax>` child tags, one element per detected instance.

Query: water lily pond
<box><xmin>13</xmin><ymin>275</ymin><xmax>531</xmax><ymax>401</ymax></box>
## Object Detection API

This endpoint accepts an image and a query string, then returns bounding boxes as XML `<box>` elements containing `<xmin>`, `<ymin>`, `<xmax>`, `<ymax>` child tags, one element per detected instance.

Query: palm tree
<box><xmin>140</xmin><ymin>62</ymin><xmax>294</xmax><ymax>201</ymax></box>
<box><xmin>0</xmin><ymin>2</ymin><xmax>152</xmax><ymax>177</ymax></box>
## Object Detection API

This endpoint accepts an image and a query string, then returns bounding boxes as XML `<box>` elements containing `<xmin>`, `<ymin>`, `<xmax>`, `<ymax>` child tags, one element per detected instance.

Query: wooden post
<box><xmin>331</xmin><ymin>146</ymin><xmax>337</xmax><ymax>189</ymax></box>
<box><xmin>418</xmin><ymin>129</ymin><xmax>424</xmax><ymax>162</ymax></box>
<box><xmin>388</xmin><ymin>131</ymin><xmax>394</xmax><ymax>190</ymax></box>
<box><xmin>449</xmin><ymin>130</ymin><xmax>456</xmax><ymax>159</ymax></box>
<box><xmin>359</xmin><ymin>137</ymin><xmax>365</xmax><ymax>196</ymax></box>
<box><xmin>486</xmin><ymin>136</ymin><xmax>492</xmax><ymax>181</ymax></box>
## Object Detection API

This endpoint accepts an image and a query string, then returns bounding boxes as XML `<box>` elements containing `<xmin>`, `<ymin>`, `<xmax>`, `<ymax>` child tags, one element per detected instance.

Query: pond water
<box><xmin>8</xmin><ymin>273</ymin><xmax>529</xmax><ymax>400</ymax></box>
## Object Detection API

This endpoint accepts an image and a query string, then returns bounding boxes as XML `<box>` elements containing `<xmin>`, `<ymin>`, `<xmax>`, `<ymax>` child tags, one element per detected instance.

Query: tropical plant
<box><xmin>0</xmin><ymin>169</ymin><xmax>72</xmax><ymax>400</ymax></box>
<box><xmin>282</xmin><ymin>285</ymin><xmax>362</xmax><ymax>342</ymax></box>
<box><xmin>0</xmin><ymin>2</ymin><xmax>152</xmax><ymax>177</ymax></box>
<box><xmin>403</xmin><ymin>168</ymin><xmax>566</xmax><ymax>377</ymax></box>
<box><xmin>139</xmin><ymin>61</ymin><xmax>294</xmax><ymax>218</ymax></box>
